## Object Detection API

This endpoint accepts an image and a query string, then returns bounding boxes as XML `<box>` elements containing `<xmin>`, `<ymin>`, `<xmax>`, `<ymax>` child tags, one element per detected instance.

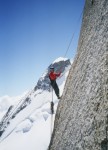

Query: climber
<box><xmin>49</xmin><ymin>66</ymin><xmax>61</xmax><ymax>99</ymax></box>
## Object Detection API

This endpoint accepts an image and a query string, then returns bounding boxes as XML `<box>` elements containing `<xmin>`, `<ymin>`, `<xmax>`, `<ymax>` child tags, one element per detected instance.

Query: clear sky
<box><xmin>0</xmin><ymin>0</ymin><xmax>85</xmax><ymax>96</ymax></box>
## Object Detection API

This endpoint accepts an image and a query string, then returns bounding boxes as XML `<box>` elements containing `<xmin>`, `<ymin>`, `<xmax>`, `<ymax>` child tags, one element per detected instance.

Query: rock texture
<box><xmin>49</xmin><ymin>0</ymin><xmax>108</xmax><ymax>150</ymax></box>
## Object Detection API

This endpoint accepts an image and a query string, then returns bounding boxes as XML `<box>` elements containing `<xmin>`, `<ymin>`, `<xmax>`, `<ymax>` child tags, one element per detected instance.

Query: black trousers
<box><xmin>50</xmin><ymin>80</ymin><xmax>59</xmax><ymax>97</ymax></box>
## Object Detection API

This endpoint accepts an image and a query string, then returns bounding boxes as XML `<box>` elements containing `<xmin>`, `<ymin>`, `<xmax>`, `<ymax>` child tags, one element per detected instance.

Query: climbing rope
<box><xmin>49</xmin><ymin>2</ymin><xmax>108</xmax><ymax>150</ymax></box>
<box><xmin>50</xmin><ymin>87</ymin><xmax>54</xmax><ymax>136</ymax></box>
<box><xmin>64</xmin><ymin>9</ymin><xmax>83</xmax><ymax>59</ymax></box>
<box><xmin>56</xmin><ymin>7</ymin><xmax>84</xmax><ymax>76</ymax></box>
<box><xmin>0</xmin><ymin>4</ymin><xmax>84</xmax><ymax>144</ymax></box>
<box><xmin>49</xmin><ymin>7</ymin><xmax>84</xmax><ymax>140</ymax></box>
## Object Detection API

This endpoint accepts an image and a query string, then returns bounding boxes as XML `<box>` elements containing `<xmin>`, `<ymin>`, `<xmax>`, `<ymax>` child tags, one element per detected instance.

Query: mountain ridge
<box><xmin>0</xmin><ymin>57</ymin><xmax>71</xmax><ymax>150</ymax></box>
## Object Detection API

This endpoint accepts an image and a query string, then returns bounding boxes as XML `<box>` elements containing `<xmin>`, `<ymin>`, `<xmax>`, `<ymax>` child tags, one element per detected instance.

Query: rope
<box><xmin>58</xmin><ymin>8</ymin><xmax>84</xmax><ymax>74</ymax></box>
<box><xmin>50</xmin><ymin>87</ymin><xmax>54</xmax><ymax>136</ymax></box>
<box><xmin>0</xmin><ymin>4</ymin><xmax>83</xmax><ymax>144</ymax></box>
<box><xmin>51</xmin><ymin>86</ymin><xmax>54</xmax><ymax>116</ymax></box>
<box><xmin>49</xmin><ymin>7</ymin><xmax>84</xmax><ymax>142</ymax></box>
<box><xmin>64</xmin><ymin>8</ymin><xmax>83</xmax><ymax>59</ymax></box>
<box><xmin>49</xmin><ymin>3</ymin><xmax>108</xmax><ymax>149</ymax></box>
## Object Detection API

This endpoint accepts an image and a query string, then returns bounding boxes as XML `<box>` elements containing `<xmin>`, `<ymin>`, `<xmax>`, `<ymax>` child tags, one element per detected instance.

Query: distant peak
<box><xmin>52</xmin><ymin>57</ymin><xmax>68</xmax><ymax>64</ymax></box>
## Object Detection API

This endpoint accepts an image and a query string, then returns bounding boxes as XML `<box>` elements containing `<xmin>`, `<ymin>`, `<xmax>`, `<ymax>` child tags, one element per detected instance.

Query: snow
<box><xmin>52</xmin><ymin>57</ymin><xmax>68</xmax><ymax>63</ymax></box>
<box><xmin>0</xmin><ymin>92</ymin><xmax>28</xmax><ymax>121</ymax></box>
<box><xmin>0</xmin><ymin>64</ymin><xmax>71</xmax><ymax>150</ymax></box>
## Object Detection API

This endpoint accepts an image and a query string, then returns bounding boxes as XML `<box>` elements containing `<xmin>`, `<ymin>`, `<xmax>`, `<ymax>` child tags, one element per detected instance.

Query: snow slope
<box><xmin>0</xmin><ymin>58</ymin><xmax>71</xmax><ymax>150</ymax></box>
<box><xmin>0</xmin><ymin>92</ymin><xmax>28</xmax><ymax>122</ymax></box>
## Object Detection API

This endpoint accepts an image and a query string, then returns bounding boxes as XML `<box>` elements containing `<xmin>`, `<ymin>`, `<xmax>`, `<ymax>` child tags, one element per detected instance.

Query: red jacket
<box><xmin>49</xmin><ymin>71</ymin><xmax>61</xmax><ymax>80</ymax></box>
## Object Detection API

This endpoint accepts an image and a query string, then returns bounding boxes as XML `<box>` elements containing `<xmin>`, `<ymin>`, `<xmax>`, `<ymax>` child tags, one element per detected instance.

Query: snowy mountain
<box><xmin>0</xmin><ymin>92</ymin><xmax>28</xmax><ymax>122</ymax></box>
<box><xmin>0</xmin><ymin>57</ymin><xmax>71</xmax><ymax>150</ymax></box>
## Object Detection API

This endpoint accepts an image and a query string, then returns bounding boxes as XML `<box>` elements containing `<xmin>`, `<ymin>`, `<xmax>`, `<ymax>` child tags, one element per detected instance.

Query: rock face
<box><xmin>49</xmin><ymin>0</ymin><xmax>108</xmax><ymax>150</ymax></box>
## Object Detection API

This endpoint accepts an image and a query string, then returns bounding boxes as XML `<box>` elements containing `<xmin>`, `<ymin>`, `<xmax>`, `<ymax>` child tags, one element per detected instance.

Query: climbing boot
<box><xmin>57</xmin><ymin>96</ymin><xmax>61</xmax><ymax>99</ymax></box>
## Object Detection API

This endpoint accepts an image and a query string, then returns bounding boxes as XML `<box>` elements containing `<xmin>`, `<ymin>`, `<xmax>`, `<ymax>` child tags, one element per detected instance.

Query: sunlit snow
<box><xmin>0</xmin><ymin>61</ymin><xmax>71</xmax><ymax>150</ymax></box>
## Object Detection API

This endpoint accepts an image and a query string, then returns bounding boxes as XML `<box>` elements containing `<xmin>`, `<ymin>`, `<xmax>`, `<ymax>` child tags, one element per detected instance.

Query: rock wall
<box><xmin>49</xmin><ymin>0</ymin><xmax>108</xmax><ymax>150</ymax></box>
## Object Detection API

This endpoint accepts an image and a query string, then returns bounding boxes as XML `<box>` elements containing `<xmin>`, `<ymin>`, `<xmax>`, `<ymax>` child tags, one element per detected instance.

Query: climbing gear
<box><xmin>49</xmin><ymin>6</ymin><xmax>84</xmax><ymax>143</ymax></box>
<box><xmin>57</xmin><ymin>96</ymin><xmax>61</xmax><ymax>99</ymax></box>
<box><xmin>51</xmin><ymin>101</ymin><xmax>54</xmax><ymax>114</ymax></box>
<box><xmin>50</xmin><ymin>86</ymin><xmax>54</xmax><ymax>137</ymax></box>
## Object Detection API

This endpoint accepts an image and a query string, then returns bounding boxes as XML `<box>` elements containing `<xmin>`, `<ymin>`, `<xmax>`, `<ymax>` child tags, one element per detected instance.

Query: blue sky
<box><xmin>0</xmin><ymin>0</ymin><xmax>85</xmax><ymax>96</ymax></box>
